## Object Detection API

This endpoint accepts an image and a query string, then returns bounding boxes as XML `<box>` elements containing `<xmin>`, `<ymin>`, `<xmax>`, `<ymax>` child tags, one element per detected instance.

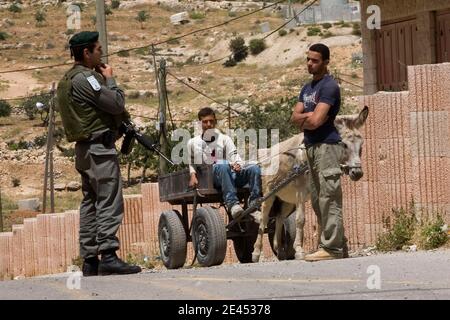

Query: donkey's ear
<box><xmin>354</xmin><ymin>106</ymin><xmax>369</xmax><ymax>128</ymax></box>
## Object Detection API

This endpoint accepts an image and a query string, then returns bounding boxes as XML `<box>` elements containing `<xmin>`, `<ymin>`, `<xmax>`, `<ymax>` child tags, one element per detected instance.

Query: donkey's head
<box><xmin>334</xmin><ymin>106</ymin><xmax>369</xmax><ymax>181</ymax></box>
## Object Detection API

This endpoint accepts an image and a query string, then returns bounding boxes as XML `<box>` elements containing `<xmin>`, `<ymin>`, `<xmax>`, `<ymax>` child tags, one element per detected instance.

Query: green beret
<box><xmin>69</xmin><ymin>31</ymin><xmax>99</xmax><ymax>48</ymax></box>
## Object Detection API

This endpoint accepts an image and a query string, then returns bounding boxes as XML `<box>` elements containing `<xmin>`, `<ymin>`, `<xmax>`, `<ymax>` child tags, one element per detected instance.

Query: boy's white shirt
<box><xmin>187</xmin><ymin>128</ymin><xmax>243</xmax><ymax>174</ymax></box>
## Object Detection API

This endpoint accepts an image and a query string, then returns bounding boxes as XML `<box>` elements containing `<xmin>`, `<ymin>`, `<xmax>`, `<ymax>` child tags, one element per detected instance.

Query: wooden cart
<box><xmin>157</xmin><ymin>164</ymin><xmax>298</xmax><ymax>269</ymax></box>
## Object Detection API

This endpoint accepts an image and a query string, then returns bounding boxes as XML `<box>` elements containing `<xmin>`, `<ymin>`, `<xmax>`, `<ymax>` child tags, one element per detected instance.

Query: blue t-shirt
<box><xmin>298</xmin><ymin>74</ymin><xmax>341</xmax><ymax>146</ymax></box>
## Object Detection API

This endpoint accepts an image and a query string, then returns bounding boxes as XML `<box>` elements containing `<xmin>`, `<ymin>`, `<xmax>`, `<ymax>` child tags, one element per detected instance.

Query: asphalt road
<box><xmin>0</xmin><ymin>249</ymin><xmax>449</xmax><ymax>300</ymax></box>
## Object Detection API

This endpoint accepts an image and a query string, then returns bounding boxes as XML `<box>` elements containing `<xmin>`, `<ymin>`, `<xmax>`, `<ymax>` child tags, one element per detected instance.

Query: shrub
<box><xmin>0</xmin><ymin>32</ymin><xmax>9</xmax><ymax>41</ymax></box>
<box><xmin>307</xmin><ymin>26</ymin><xmax>321</xmax><ymax>37</ymax></box>
<box><xmin>111</xmin><ymin>0</ymin><xmax>120</xmax><ymax>9</ymax></box>
<box><xmin>91</xmin><ymin>15</ymin><xmax>97</xmax><ymax>25</ymax></box>
<box><xmin>12</xmin><ymin>177</ymin><xmax>21</xmax><ymax>187</ymax></box>
<box><xmin>414</xmin><ymin>215</ymin><xmax>448</xmax><ymax>250</ymax></box>
<box><xmin>249</xmin><ymin>38</ymin><xmax>266</xmax><ymax>55</ymax></box>
<box><xmin>322</xmin><ymin>31</ymin><xmax>334</xmax><ymax>38</ymax></box>
<box><xmin>105</xmin><ymin>5</ymin><xmax>113</xmax><ymax>15</ymax></box>
<box><xmin>376</xmin><ymin>206</ymin><xmax>417</xmax><ymax>252</ymax></box>
<box><xmin>7</xmin><ymin>140</ymin><xmax>30</xmax><ymax>151</ymax></box>
<box><xmin>0</xmin><ymin>100</ymin><xmax>12</xmax><ymax>117</ymax></box>
<box><xmin>278</xmin><ymin>29</ymin><xmax>287</xmax><ymax>37</ymax></box>
<box><xmin>8</xmin><ymin>3</ymin><xmax>22</xmax><ymax>13</ymax></box>
<box><xmin>229</xmin><ymin>37</ymin><xmax>248</xmax><ymax>63</ymax></box>
<box><xmin>322</xmin><ymin>22</ymin><xmax>332</xmax><ymax>29</ymax></box>
<box><xmin>33</xmin><ymin>134</ymin><xmax>47</xmax><ymax>148</ymax></box>
<box><xmin>228</xmin><ymin>11</ymin><xmax>237</xmax><ymax>17</ymax></box>
<box><xmin>189</xmin><ymin>11</ymin><xmax>205</xmax><ymax>20</ymax></box>
<box><xmin>136</xmin><ymin>10</ymin><xmax>149</xmax><ymax>29</ymax></box>
<box><xmin>35</xmin><ymin>10</ymin><xmax>46</xmax><ymax>26</ymax></box>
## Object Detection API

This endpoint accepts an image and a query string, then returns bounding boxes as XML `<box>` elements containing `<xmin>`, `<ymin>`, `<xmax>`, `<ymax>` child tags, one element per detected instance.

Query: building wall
<box><xmin>361</xmin><ymin>0</ymin><xmax>450</xmax><ymax>94</ymax></box>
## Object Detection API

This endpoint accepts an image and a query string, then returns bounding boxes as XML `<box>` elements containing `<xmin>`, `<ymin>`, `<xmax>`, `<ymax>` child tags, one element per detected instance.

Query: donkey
<box><xmin>251</xmin><ymin>106</ymin><xmax>369</xmax><ymax>262</ymax></box>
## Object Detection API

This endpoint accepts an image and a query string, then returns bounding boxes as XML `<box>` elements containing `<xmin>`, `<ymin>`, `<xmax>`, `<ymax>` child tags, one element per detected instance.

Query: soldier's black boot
<box><xmin>98</xmin><ymin>250</ymin><xmax>142</xmax><ymax>276</ymax></box>
<box><xmin>82</xmin><ymin>256</ymin><xmax>99</xmax><ymax>277</ymax></box>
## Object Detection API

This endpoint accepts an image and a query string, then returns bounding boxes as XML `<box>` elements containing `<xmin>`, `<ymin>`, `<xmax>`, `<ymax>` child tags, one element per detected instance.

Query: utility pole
<box><xmin>42</xmin><ymin>83</ymin><xmax>56</xmax><ymax>214</ymax></box>
<box><xmin>158</xmin><ymin>59</ymin><xmax>169</xmax><ymax>174</ymax></box>
<box><xmin>96</xmin><ymin>0</ymin><xmax>108</xmax><ymax>64</ymax></box>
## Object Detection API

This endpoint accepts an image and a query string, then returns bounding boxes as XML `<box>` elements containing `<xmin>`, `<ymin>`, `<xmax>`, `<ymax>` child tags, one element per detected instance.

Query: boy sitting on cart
<box><xmin>188</xmin><ymin>107</ymin><xmax>262</xmax><ymax>220</ymax></box>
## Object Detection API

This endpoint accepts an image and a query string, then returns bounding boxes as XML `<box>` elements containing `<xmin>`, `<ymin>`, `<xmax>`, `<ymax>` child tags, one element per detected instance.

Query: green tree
<box><xmin>235</xmin><ymin>96</ymin><xmax>299</xmax><ymax>143</ymax></box>
<box><xmin>136</xmin><ymin>10</ymin><xmax>149</xmax><ymax>29</ymax></box>
<box><xmin>224</xmin><ymin>37</ymin><xmax>248</xmax><ymax>67</ymax></box>
<box><xmin>0</xmin><ymin>100</ymin><xmax>12</xmax><ymax>117</ymax></box>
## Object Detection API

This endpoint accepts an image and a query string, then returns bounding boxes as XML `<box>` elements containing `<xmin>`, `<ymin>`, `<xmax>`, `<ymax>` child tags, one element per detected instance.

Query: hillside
<box><xmin>0</xmin><ymin>0</ymin><xmax>363</xmax><ymax>230</ymax></box>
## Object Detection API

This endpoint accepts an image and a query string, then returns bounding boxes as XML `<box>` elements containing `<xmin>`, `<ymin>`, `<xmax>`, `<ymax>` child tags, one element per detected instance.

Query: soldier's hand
<box><xmin>96</xmin><ymin>63</ymin><xmax>113</xmax><ymax>78</ymax></box>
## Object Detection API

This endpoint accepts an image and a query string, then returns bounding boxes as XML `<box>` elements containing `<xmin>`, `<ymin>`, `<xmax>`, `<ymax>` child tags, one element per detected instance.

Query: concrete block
<box><xmin>170</xmin><ymin>12</ymin><xmax>189</xmax><ymax>25</ymax></box>
<box><xmin>66</xmin><ymin>181</ymin><xmax>81</xmax><ymax>191</ymax></box>
<box><xmin>260</xmin><ymin>22</ymin><xmax>271</xmax><ymax>33</ymax></box>
<box><xmin>410</xmin><ymin>111</ymin><xmax>449</xmax><ymax>157</ymax></box>
<box><xmin>17</xmin><ymin>198</ymin><xmax>40</xmax><ymax>212</ymax></box>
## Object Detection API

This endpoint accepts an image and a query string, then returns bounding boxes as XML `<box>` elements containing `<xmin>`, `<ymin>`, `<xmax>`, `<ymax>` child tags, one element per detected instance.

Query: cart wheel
<box><xmin>158</xmin><ymin>210</ymin><xmax>187</xmax><ymax>269</ymax></box>
<box><xmin>192</xmin><ymin>206</ymin><xmax>227</xmax><ymax>267</ymax></box>
<box><xmin>268</xmin><ymin>212</ymin><xmax>296</xmax><ymax>260</ymax></box>
<box><xmin>232</xmin><ymin>220</ymin><xmax>258</xmax><ymax>263</ymax></box>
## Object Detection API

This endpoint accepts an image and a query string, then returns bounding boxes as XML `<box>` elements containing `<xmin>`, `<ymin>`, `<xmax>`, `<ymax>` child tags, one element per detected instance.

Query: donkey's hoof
<box><xmin>295</xmin><ymin>252</ymin><xmax>305</xmax><ymax>260</ymax></box>
<box><xmin>252</xmin><ymin>253</ymin><xmax>260</xmax><ymax>263</ymax></box>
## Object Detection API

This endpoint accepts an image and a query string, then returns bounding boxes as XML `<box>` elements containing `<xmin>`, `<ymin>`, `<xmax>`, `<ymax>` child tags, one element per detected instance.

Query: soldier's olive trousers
<box><xmin>75</xmin><ymin>138</ymin><xmax>124</xmax><ymax>259</ymax></box>
<box><xmin>306</xmin><ymin>143</ymin><xmax>344</xmax><ymax>256</ymax></box>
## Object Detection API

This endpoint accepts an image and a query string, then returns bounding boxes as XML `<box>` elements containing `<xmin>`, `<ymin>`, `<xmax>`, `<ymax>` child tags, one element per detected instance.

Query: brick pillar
<box><xmin>117</xmin><ymin>195</ymin><xmax>144</xmax><ymax>259</ymax></box>
<box><xmin>12</xmin><ymin>225</ymin><xmax>25</xmax><ymax>278</ymax></box>
<box><xmin>23</xmin><ymin>218</ymin><xmax>38</xmax><ymax>277</ymax></box>
<box><xmin>36</xmin><ymin>214</ymin><xmax>53</xmax><ymax>276</ymax></box>
<box><xmin>0</xmin><ymin>232</ymin><xmax>14</xmax><ymax>280</ymax></box>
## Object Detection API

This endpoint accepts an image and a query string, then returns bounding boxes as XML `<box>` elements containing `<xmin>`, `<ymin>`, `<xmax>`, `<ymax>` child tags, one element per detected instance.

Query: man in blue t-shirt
<box><xmin>291</xmin><ymin>43</ymin><xmax>345</xmax><ymax>261</ymax></box>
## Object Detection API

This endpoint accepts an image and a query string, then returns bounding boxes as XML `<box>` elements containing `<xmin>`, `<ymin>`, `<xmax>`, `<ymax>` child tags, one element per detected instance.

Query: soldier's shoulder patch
<box><xmin>86</xmin><ymin>75</ymin><xmax>101</xmax><ymax>91</ymax></box>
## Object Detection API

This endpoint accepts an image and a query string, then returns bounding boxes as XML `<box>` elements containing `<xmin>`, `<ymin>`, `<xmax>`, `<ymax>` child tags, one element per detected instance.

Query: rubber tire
<box><xmin>268</xmin><ymin>212</ymin><xmax>296</xmax><ymax>260</ymax></box>
<box><xmin>158</xmin><ymin>210</ymin><xmax>187</xmax><ymax>269</ymax></box>
<box><xmin>192</xmin><ymin>206</ymin><xmax>227</xmax><ymax>267</ymax></box>
<box><xmin>232</xmin><ymin>220</ymin><xmax>258</xmax><ymax>263</ymax></box>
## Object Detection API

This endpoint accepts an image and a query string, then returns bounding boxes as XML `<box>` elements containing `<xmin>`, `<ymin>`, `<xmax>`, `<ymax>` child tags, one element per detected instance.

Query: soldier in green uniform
<box><xmin>57</xmin><ymin>31</ymin><xmax>141</xmax><ymax>276</ymax></box>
